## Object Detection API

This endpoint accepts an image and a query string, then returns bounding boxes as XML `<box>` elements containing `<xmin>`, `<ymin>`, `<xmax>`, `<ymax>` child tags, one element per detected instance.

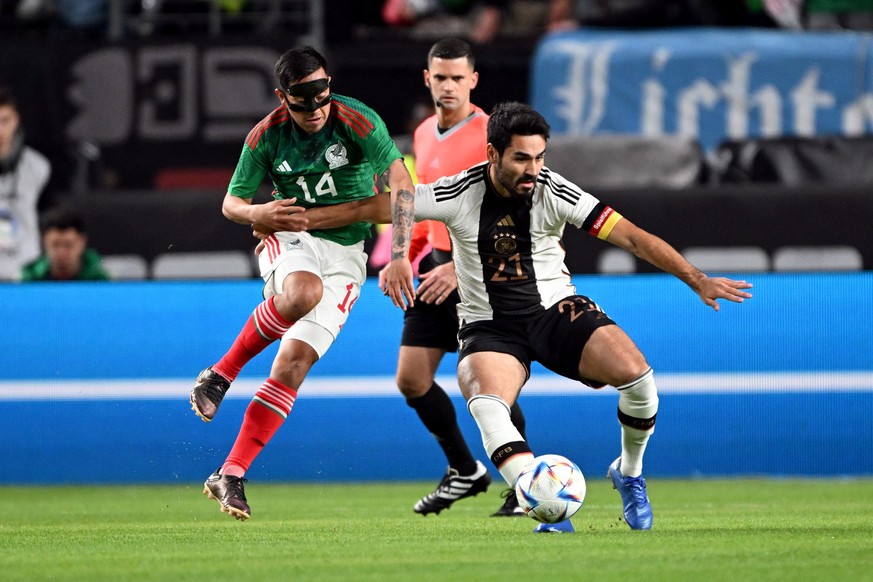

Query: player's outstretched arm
<box><xmin>604</xmin><ymin>217</ymin><xmax>753</xmax><ymax>311</ymax></box>
<box><xmin>310</xmin><ymin>193</ymin><xmax>392</xmax><ymax>228</ymax></box>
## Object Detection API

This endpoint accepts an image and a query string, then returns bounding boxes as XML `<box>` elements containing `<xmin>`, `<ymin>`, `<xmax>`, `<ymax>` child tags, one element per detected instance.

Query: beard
<box><xmin>494</xmin><ymin>164</ymin><xmax>536</xmax><ymax>199</ymax></box>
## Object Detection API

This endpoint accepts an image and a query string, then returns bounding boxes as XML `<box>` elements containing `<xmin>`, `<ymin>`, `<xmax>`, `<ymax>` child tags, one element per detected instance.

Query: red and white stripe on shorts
<box><xmin>263</xmin><ymin>234</ymin><xmax>283</xmax><ymax>264</ymax></box>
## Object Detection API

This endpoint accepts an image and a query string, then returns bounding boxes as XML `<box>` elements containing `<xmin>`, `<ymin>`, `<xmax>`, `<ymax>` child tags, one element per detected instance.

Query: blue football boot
<box><xmin>532</xmin><ymin>519</ymin><xmax>576</xmax><ymax>533</ymax></box>
<box><xmin>607</xmin><ymin>457</ymin><xmax>653</xmax><ymax>530</ymax></box>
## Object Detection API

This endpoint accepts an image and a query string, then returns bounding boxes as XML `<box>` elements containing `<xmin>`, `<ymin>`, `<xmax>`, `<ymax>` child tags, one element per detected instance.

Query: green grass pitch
<box><xmin>1</xmin><ymin>479</ymin><xmax>871</xmax><ymax>581</ymax></box>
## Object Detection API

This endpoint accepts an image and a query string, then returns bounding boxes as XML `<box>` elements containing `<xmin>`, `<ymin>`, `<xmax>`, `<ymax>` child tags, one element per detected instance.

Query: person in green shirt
<box><xmin>191</xmin><ymin>46</ymin><xmax>416</xmax><ymax>521</ymax></box>
<box><xmin>20</xmin><ymin>206</ymin><xmax>109</xmax><ymax>282</ymax></box>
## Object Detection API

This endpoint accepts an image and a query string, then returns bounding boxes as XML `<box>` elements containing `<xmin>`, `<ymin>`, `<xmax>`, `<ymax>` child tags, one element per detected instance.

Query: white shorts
<box><xmin>258</xmin><ymin>231</ymin><xmax>366</xmax><ymax>358</ymax></box>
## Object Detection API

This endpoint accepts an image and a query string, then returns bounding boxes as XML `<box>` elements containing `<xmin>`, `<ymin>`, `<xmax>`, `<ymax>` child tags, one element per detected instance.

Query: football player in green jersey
<box><xmin>191</xmin><ymin>46</ymin><xmax>416</xmax><ymax>520</ymax></box>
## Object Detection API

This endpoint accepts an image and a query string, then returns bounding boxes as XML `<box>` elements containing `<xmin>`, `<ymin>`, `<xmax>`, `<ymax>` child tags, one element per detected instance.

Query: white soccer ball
<box><xmin>514</xmin><ymin>454</ymin><xmax>586</xmax><ymax>524</ymax></box>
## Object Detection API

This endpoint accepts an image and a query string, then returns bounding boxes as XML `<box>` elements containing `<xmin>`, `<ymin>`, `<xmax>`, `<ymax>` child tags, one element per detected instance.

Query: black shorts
<box><xmin>457</xmin><ymin>294</ymin><xmax>616</xmax><ymax>386</ymax></box>
<box><xmin>400</xmin><ymin>251</ymin><xmax>460</xmax><ymax>352</ymax></box>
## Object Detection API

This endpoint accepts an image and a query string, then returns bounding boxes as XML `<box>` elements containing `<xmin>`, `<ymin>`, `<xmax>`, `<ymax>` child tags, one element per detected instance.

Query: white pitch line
<box><xmin>0</xmin><ymin>371</ymin><xmax>871</xmax><ymax>400</ymax></box>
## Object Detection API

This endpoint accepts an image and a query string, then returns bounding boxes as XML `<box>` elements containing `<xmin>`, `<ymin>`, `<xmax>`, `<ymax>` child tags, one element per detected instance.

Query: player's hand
<box><xmin>382</xmin><ymin>257</ymin><xmax>416</xmax><ymax>310</ymax></box>
<box><xmin>377</xmin><ymin>264</ymin><xmax>390</xmax><ymax>293</ymax></box>
<box><xmin>417</xmin><ymin>261</ymin><xmax>457</xmax><ymax>305</ymax></box>
<box><xmin>694</xmin><ymin>276</ymin><xmax>753</xmax><ymax>311</ymax></box>
<box><xmin>256</xmin><ymin>198</ymin><xmax>309</xmax><ymax>232</ymax></box>
<box><xmin>252</xmin><ymin>222</ymin><xmax>273</xmax><ymax>240</ymax></box>
<box><xmin>251</xmin><ymin>223</ymin><xmax>274</xmax><ymax>256</ymax></box>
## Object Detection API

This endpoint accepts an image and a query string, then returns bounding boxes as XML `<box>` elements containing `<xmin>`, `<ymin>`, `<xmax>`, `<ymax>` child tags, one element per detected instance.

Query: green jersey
<box><xmin>20</xmin><ymin>248</ymin><xmax>110</xmax><ymax>281</ymax></box>
<box><xmin>228</xmin><ymin>94</ymin><xmax>402</xmax><ymax>246</ymax></box>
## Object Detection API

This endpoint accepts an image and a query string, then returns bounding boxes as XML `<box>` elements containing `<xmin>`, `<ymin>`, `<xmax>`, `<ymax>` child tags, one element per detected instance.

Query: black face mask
<box><xmin>283</xmin><ymin>78</ymin><xmax>332</xmax><ymax>112</ymax></box>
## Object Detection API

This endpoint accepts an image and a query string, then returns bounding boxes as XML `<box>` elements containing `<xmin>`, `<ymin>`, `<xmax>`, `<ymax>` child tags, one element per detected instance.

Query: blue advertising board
<box><xmin>531</xmin><ymin>28</ymin><xmax>873</xmax><ymax>150</ymax></box>
<box><xmin>1</xmin><ymin>273</ymin><xmax>871</xmax><ymax>483</ymax></box>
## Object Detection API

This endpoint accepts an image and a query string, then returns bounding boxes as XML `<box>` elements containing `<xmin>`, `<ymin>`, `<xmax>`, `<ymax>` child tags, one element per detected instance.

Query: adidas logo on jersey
<box><xmin>496</xmin><ymin>215</ymin><xmax>515</xmax><ymax>227</ymax></box>
<box><xmin>275</xmin><ymin>160</ymin><xmax>293</xmax><ymax>173</ymax></box>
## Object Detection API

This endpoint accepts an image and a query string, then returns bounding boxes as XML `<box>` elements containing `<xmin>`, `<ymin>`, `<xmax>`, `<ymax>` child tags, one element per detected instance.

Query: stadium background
<box><xmin>1</xmin><ymin>7</ymin><xmax>871</xmax><ymax>484</ymax></box>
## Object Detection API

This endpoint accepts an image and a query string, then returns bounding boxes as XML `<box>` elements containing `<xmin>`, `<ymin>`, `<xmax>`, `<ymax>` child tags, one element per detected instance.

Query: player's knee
<box><xmin>276</xmin><ymin>276</ymin><xmax>322</xmax><ymax>319</ymax></box>
<box><xmin>273</xmin><ymin>364</ymin><xmax>313</xmax><ymax>388</ymax></box>
<box><xmin>609</xmin><ymin>353</ymin><xmax>651</xmax><ymax>388</ymax></box>
<box><xmin>396</xmin><ymin>373</ymin><xmax>431</xmax><ymax>398</ymax></box>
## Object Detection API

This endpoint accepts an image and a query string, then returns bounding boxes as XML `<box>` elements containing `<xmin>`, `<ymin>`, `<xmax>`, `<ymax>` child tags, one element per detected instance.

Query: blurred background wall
<box><xmin>2</xmin><ymin>273</ymin><xmax>871</xmax><ymax>483</ymax></box>
<box><xmin>3</xmin><ymin>24</ymin><xmax>873</xmax><ymax>274</ymax></box>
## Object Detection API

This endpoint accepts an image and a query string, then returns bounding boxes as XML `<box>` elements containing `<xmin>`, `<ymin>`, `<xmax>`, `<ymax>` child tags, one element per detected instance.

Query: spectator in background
<box><xmin>0</xmin><ymin>86</ymin><xmax>51</xmax><ymax>281</ymax></box>
<box><xmin>548</xmin><ymin>0</ymin><xmax>757</xmax><ymax>30</ymax></box>
<box><xmin>21</xmin><ymin>205</ymin><xmax>109</xmax><ymax>281</ymax></box>
<box><xmin>382</xmin><ymin>0</ymin><xmax>553</xmax><ymax>43</ymax></box>
<box><xmin>790</xmin><ymin>0</ymin><xmax>873</xmax><ymax>30</ymax></box>
<box><xmin>55</xmin><ymin>0</ymin><xmax>107</xmax><ymax>35</ymax></box>
<box><xmin>8</xmin><ymin>0</ymin><xmax>106</xmax><ymax>36</ymax></box>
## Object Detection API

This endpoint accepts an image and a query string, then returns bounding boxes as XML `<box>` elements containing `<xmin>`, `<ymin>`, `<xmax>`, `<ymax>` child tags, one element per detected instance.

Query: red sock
<box><xmin>222</xmin><ymin>378</ymin><xmax>298</xmax><ymax>477</ymax></box>
<box><xmin>213</xmin><ymin>296</ymin><xmax>293</xmax><ymax>382</ymax></box>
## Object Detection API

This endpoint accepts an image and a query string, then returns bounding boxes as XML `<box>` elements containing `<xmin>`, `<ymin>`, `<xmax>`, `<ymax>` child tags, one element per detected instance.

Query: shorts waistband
<box><xmin>431</xmin><ymin>248</ymin><xmax>452</xmax><ymax>265</ymax></box>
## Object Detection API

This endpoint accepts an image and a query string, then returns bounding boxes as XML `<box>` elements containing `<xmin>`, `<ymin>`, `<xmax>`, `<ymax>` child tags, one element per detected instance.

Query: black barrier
<box><xmin>714</xmin><ymin>136</ymin><xmax>873</xmax><ymax>186</ymax></box>
<box><xmin>69</xmin><ymin>184</ymin><xmax>872</xmax><ymax>276</ymax></box>
<box><xmin>562</xmin><ymin>184</ymin><xmax>872</xmax><ymax>273</ymax></box>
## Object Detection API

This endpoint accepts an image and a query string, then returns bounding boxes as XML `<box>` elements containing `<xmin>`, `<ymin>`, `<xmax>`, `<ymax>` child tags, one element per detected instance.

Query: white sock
<box><xmin>620</xmin><ymin>426</ymin><xmax>650</xmax><ymax>478</ymax></box>
<box><xmin>467</xmin><ymin>394</ymin><xmax>533</xmax><ymax>486</ymax></box>
<box><xmin>617</xmin><ymin>368</ymin><xmax>658</xmax><ymax>478</ymax></box>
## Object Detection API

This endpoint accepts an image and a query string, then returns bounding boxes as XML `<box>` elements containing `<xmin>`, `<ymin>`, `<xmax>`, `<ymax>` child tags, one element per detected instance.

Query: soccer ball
<box><xmin>514</xmin><ymin>454</ymin><xmax>586</xmax><ymax>523</ymax></box>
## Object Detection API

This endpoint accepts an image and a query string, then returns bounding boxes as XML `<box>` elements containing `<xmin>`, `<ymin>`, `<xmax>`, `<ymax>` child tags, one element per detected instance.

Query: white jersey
<box><xmin>414</xmin><ymin>162</ymin><xmax>623</xmax><ymax>324</ymax></box>
<box><xmin>0</xmin><ymin>146</ymin><xmax>51</xmax><ymax>281</ymax></box>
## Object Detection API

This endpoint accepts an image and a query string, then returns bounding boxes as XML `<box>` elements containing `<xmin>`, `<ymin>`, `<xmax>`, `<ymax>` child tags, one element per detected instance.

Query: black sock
<box><xmin>406</xmin><ymin>382</ymin><xmax>477</xmax><ymax>475</ymax></box>
<box><xmin>510</xmin><ymin>400</ymin><xmax>528</xmax><ymax>443</ymax></box>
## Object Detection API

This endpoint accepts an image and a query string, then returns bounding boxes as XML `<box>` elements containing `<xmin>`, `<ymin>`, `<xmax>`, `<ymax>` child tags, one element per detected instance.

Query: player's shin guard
<box><xmin>222</xmin><ymin>378</ymin><xmax>298</xmax><ymax>477</ymax></box>
<box><xmin>467</xmin><ymin>394</ymin><xmax>533</xmax><ymax>487</ymax></box>
<box><xmin>616</xmin><ymin>367</ymin><xmax>658</xmax><ymax>478</ymax></box>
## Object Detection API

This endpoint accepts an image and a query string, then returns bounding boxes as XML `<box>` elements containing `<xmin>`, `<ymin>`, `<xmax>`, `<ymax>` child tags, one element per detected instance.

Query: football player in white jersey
<box><xmin>256</xmin><ymin>102</ymin><xmax>753</xmax><ymax>531</ymax></box>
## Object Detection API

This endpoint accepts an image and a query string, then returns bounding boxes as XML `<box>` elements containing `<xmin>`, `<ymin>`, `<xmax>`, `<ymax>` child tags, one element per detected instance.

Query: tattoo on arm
<box><xmin>391</xmin><ymin>188</ymin><xmax>414</xmax><ymax>260</ymax></box>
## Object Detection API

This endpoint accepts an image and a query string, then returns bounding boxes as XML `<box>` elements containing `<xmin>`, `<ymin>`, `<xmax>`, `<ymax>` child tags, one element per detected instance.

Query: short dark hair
<box><xmin>275</xmin><ymin>46</ymin><xmax>328</xmax><ymax>90</ymax></box>
<box><xmin>40</xmin><ymin>206</ymin><xmax>87</xmax><ymax>234</ymax></box>
<box><xmin>487</xmin><ymin>102</ymin><xmax>551</xmax><ymax>155</ymax></box>
<box><xmin>427</xmin><ymin>38</ymin><xmax>475</xmax><ymax>68</ymax></box>
<box><xmin>0</xmin><ymin>86</ymin><xmax>18</xmax><ymax>111</ymax></box>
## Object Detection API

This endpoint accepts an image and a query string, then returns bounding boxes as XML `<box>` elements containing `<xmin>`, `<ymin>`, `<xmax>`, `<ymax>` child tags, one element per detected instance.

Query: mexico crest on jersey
<box><xmin>325</xmin><ymin>142</ymin><xmax>349</xmax><ymax>170</ymax></box>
